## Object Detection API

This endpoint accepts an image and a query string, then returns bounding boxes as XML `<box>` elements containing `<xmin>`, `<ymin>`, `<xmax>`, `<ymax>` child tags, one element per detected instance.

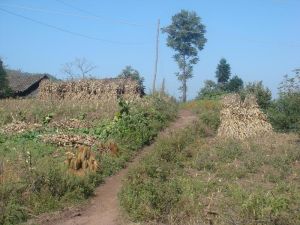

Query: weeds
<box><xmin>0</xmin><ymin>95</ymin><xmax>177</xmax><ymax>224</ymax></box>
<box><xmin>120</xmin><ymin>99</ymin><xmax>300</xmax><ymax>225</ymax></box>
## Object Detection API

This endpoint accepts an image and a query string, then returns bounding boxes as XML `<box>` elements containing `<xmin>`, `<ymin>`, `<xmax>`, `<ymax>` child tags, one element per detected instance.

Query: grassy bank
<box><xmin>0</xmin><ymin>95</ymin><xmax>177</xmax><ymax>225</ymax></box>
<box><xmin>119</xmin><ymin>99</ymin><xmax>300</xmax><ymax>225</ymax></box>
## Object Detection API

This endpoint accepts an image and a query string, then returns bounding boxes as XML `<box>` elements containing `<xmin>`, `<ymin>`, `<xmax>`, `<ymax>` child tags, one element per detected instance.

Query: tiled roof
<box><xmin>7</xmin><ymin>70</ymin><xmax>49</xmax><ymax>93</ymax></box>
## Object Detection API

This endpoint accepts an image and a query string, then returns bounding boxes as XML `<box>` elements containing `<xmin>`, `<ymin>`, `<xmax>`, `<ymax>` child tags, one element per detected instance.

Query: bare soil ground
<box><xmin>29</xmin><ymin>110</ymin><xmax>196</xmax><ymax>225</ymax></box>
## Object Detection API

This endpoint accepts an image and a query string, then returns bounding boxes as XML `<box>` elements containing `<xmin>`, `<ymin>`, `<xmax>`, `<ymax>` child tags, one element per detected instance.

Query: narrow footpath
<box><xmin>33</xmin><ymin>110</ymin><xmax>197</xmax><ymax>225</ymax></box>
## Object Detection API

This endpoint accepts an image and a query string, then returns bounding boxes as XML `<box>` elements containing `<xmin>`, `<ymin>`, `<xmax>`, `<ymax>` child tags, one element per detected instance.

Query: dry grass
<box><xmin>0</xmin><ymin>98</ymin><xmax>118</xmax><ymax>126</ymax></box>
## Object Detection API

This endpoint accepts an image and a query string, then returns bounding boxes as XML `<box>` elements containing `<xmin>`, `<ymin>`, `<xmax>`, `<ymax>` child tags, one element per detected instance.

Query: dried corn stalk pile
<box><xmin>66</xmin><ymin>146</ymin><xmax>98</xmax><ymax>172</ymax></box>
<box><xmin>50</xmin><ymin>119</ymin><xmax>91</xmax><ymax>130</ymax></box>
<box><xmin>0</xmin><ymin>121</ymin><xmax>42</xmax><ymax>135</ymax></box>
<box><xmin>38</xmin><ymin>78</ymin><xmax>142</xmax><ymax>102</ymax></box>
<box><xmin>217</xmin><ymin>94</ymin><xmax>273</xmax><ymax>139</ymax></box>
<box><xmin>42</xmin><ymin>133</ymin><xmax>100</xmax><ymax>147</ymax></box>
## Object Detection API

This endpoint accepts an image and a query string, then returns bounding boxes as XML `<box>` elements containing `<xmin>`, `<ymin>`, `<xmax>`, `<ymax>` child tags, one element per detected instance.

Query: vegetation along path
<box><xmin>36</xmin><ymin>109</ymin><xmax>197</xmax><ymax>225</ymax></box>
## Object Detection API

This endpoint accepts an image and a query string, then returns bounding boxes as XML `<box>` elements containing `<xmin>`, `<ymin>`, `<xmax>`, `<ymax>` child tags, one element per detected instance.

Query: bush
<box><xmin>267</xmin><ymin>72</ymin><xmax>300</xmax><ymax>132</ymax></box>
<box><xmin>240</xmin><ymin>81</ymin><xmax>272</xmax><ymax>110</ymax></box>
<box><xmin>268</xmin><ymin>93</ymin><xmax>300</xmax><ymax>132</ymax></box>
<box><xmin>196</xmin><ymin>80</ymin><xmax>225</xmax><ymax>100</ymax></box>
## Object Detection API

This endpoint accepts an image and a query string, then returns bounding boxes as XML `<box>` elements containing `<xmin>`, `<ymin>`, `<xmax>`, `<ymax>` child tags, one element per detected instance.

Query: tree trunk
<box><xmin>182</xmin><ymin>78</ymin><xmax>187</xmax><ymax>102</ymax></box>
<box><xmin>182</xmin><ymin>56</ymin><xmax>187</xmax><ymax>102</ymax></box>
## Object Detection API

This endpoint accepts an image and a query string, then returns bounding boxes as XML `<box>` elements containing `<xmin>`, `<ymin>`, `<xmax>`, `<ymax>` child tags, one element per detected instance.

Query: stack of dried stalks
<box><xmin>50</xmin><ymin>119</ymin><xmax>91</xmax><ymax>130</ymax></box>
<box><xmin>217</xmin><ymin>94</ymin><xmax>273</xmax><ymax>139</ymax></box>
<box><xmin>65</xmin><ymin>146</ymin><xmax>98</xmax><ymax>172</ymax></box>
<box><xmin>98</xmin><ymin>141</ymin><xmax>119</xmax><ymax>155</ymax></box>
<box><xmin>42</xmin><ymin>134</ymin><xmax>99</xmax><ymax>147</ymax></box>
<box><xmin>0</xmin><ymin>121</ymin><xmax>42</xmax><ymax>135</ymax></box>
<box><xmin>38</xmin><ymin>78</ymin><xmax>142</xmax><ymax>102</ymax></box>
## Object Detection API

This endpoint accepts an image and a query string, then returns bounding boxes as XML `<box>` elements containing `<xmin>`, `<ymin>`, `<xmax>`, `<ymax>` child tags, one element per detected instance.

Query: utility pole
<box><xmin>152</xmin><ymin>19</ymin><xmax>160</xmax><ymax>94</ymax></box>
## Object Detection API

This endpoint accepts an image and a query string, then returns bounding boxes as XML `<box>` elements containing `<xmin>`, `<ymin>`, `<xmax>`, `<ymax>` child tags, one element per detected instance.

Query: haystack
<box><xmin>38</xmin><ymin>78</ymin><xmax>142</xmax><ymax>102</ymax></box>
<box><xmin>217</xmin><ymin>94</ymin><xmax>272</xmax><ymax>139</ymax></box>
<box><xmin>66</xmin><ymin>146</ymin><xmax>98</xmax><ymax>172</ymax></box>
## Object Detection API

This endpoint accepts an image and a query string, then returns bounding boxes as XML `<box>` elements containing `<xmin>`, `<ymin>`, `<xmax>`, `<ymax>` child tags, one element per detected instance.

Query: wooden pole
<box><xmin>152</xmin><ymin>19</ymin><xmax>160</xmax><ymax>94</ymax></box>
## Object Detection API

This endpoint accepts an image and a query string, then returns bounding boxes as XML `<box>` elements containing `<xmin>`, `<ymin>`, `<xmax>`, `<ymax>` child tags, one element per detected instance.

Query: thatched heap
<box><xmin>38</xmin><ymin>78</ymin><xmax>142</xmax><ymax>101</ymax></box>
<box><xmin>0</xmin><ymin>121</ymin><xmax>42</xmax><ymax>135</ymax></box>
<box><xmin>217</xmin><ymin>94</ymin><xmax>273</xmax><ymax>139</ymax></box>
<box><xmin>41</xmin><ymin>133</ymin><xmax>99</xmax><ymax>147</ymax></box>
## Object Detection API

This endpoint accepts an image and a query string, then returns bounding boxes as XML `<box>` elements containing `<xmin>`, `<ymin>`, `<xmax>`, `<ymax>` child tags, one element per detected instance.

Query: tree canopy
<box><xmin>216</xmin><ymin>58</ymin><xmax>231</xmax><ymax>84</ymax></box>
<box><xmin>0</xmin><ymin>59</ymin><xmax>11</xmax><ymax>98</ymax></box>
<box><xmin>118</xmin><ymin>66</ymin><xmax>145</xmax><ymax>94</ymax></box>
<box><xmin>162</xmin><ymin>10</ymin><xmax>206</xmax><ymax>102</ymax></box>
<box><xmin>226</xmin><ymin>75</ymin><xmax>244</xmax><ymax>92</ymax></box>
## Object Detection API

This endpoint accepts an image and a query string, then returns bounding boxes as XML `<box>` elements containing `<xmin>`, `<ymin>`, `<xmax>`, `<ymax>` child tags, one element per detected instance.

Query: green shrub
<box><xmin>268</xmin><ymin>93</ymin><xmax>300</xmax><ymax>132</ymax></box>
<box><xmin>240</xmin><ymin>81</ymin><xmax>272</xmax><ymax>110</ymax></box>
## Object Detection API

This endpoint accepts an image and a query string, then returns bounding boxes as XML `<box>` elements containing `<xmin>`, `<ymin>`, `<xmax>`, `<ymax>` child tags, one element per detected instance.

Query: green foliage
<box><xmin>162</xmin><ymin>10</ymin><xmax>207</xmax><ymax>102</ymax></box>
<box><xmin>0</xmin><ymin>95</ymin><xmax>177</xmax><ymax>224</ymax></box>
<box><xmin>196</xmin><ymin>75</ymin><xmax>243</xmax><ymax>100</ymax></box>
<box><xmin>42</xmin><ymin>113</ymin><xmax>54</xmax><ymax>125</ymax></box>
<box><xmin>118</xmin><ymin>65</ymin><xmax>145</xmax><ymax>94</ymax></box>
<box><xmin>95</xmin><ymin>96</ymin><xmax>177</xmax><ymax>150</ymax></box>
<box><xmin>240</xmin><ymin>81</ymin><xmax>272</xmax><ymax>109</ymax></box>
<box><xmin>268</xmin><ymin>72</ymin><xmax>300</xmax><ymax>132</ymax></box>
<box><xmin>216</xmin><ymin>58</ymin><xmax>231</xmax><ymax>84</ymax></box>
<box><xmin>0</xmin><ymin>59</ymin><xmax>12</xmax><ymax>98</ymax></box>
<box><xmin>120</xmin><ymin>100</ymin><xmax>300</xmax><ymax>224</ymax></box>
<box><xmin>196</xmin><ymin>80</ymin><xmax>225</xmax><ymax>100</ymax></box>
<box><xmin>119</xmin><ymin>128</ymin><xmax>195</xmax><ymax>222</ymax></box>
<box><xmin>226</xmin><ymin>75</ymin><xmax>244</xmax><ymax>92</ymax></box>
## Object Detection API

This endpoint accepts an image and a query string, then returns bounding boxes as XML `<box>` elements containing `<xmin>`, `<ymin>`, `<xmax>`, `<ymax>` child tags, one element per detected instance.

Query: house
<box><xmin>7</xmin><ymin>70</ymin><xmax>50</xmax><ymax>97</ymax></box>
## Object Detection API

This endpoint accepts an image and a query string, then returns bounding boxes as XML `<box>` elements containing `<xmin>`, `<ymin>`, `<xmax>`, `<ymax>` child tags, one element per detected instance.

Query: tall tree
<box><xmin>61</xmin><ymin>57</ymin><xmax>96</xmax><ymax>79</ymax></box>
<box><xmin>0</xmin><ymin>59</ymin><xmax>11</xmax><ymax>98</ymax></box>
<box><xmin>216</xmin><ymin>58</ymin><xmax>231</xmax><ymax>84</ymax></box>
<box><xmin>118</xmin><ymin>66</ymin><xmax>145</xmax><ymax>94</ymax></box>
<box><xmin>162</xmin><ymin>10</ymin><xmax>207</xmax><ymax>102</ymax></box>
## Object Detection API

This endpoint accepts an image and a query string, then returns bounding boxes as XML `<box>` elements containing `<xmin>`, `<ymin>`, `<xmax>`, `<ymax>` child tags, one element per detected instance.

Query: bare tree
<box><xmin>61</xmin><ymin>57</ymin><xmax>96</xmax><ymax>80</ymax></box>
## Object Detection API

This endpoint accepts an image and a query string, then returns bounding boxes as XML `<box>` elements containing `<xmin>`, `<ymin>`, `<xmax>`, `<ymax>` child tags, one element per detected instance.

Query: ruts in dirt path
<box><xmin>36</xmin><ymin>110</ymin><xmax>197</xmax><ymax>225</ymax></box>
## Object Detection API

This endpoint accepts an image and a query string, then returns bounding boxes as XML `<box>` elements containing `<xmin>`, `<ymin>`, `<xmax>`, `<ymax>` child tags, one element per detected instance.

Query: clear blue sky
<box><xmin>0</xmin><ymin>0</ymin><xmax>299</xmax><ymax>99</ymax></box>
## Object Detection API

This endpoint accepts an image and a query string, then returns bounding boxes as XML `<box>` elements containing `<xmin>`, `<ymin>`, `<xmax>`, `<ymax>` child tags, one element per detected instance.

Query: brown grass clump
<box><xmin>38</xmin><ymin>78</ymin><xmax>142</xmax><ymax>102</ymax></box>
<box><xmin>66</xmin><ymin>146</ymin><xmax>98</xmax><ymax>173</ymax></box>
<box><xmin>217</xmin><ymin>94</ymin><xmax>272</xmax><ymax>139</ymax></box>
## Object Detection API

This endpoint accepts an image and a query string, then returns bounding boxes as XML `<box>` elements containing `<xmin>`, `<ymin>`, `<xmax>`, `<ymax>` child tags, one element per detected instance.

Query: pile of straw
<box><xmin>41</xmin><ymin>133</ymin><xmax>99</xmax><ymax>147</ymax></box>
<box><xmin>38</xmin><ymin>78</ymin><xmax>142</xmax><ymax>101</ymax></box>
<box><xmin>0</xmin><ymin>121</ymin><xmax>42</xmax><ymax>135</ymax></box>
<box><xmin>66</xmin><ymin>146</ymin><xmax>98</xmax><ymax>172</ymax></box>
<box><xmin>217</xmin><ymin>94</ymin><xmax>272</xmax><ymax>139</ymax></box>
<box><xmin>50</xmin><ymin>119</ymin><xmax>91</xmax><ymax>130</ymax></box>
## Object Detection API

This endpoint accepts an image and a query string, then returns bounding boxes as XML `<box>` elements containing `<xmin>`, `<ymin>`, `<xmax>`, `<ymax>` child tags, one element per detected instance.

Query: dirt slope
<box><xmin>32</xmin><ymin>110</ymin><xmax>196</xmax><ymax>225</ymax></box>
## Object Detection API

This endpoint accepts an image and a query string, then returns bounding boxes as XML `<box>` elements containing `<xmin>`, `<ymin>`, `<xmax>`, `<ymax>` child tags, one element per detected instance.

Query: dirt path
<box><xmin>34</xmin><ymin>110</ymin><xmax>196</xmax><ymax>225</ymax></box>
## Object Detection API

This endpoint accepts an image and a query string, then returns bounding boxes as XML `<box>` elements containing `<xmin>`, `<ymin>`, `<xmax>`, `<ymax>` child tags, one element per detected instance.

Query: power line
<box><xmin>0</xmin><ymin>3</ymin><xmax>204</xmax><ymax>34</ymax></box>
<box><xmin>0</xmin><ymin>3</ymin><xmax>154</xmax><ymax>27</ymax></box>
<box><xmin>0</xmin><ymin>3</ymin><xmax>113</xmax><ymax>22</ymax></box>
<box><xmin>0</xmin><ymin>7</ymin><xmax>147</xmax><ymax>45</ymax></box>
<box><xmin>55</xmin><ymin>0</ymin><xmax>151</xmax><ymax>27</ymax></box>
